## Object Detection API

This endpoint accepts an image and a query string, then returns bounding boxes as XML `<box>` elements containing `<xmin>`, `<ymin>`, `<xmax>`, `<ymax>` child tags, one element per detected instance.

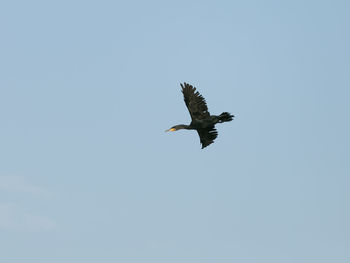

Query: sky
<box><xmin>0</xmin><ymin>0</ymin><xmax>349</xmax><ymax>262</ymax></box>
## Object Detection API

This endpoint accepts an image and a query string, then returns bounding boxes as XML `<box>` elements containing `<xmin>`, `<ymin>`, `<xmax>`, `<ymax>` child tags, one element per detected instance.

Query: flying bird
<box><xmin>166</xmin><ymin>82</ymin><xmax>234</xmax><ymax>149</ymax></box>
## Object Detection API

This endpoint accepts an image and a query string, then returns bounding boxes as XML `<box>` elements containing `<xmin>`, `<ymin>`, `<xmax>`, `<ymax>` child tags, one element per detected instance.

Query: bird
<box><xmin>165</xmin><ymin>82</ymin><xmax>234</xmax><ymax>149</ymax></box>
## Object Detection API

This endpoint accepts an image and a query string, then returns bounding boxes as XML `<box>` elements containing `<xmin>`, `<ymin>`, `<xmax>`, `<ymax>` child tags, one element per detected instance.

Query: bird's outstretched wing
<box><xmin>181</xmin><ymin>83</ymin><xmax>210</xmax><ymax>121</ymax></box>
<box><xmin>197</xmin><ymin>126</ymin><xmax>218</xmax><ymax>149</ymax></box>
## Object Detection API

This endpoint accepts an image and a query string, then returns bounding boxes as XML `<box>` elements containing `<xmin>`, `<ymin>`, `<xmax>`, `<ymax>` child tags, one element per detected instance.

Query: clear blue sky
<box><xmin>1</xmin><ymin>0</ymin><xmax>349</xmax><ymax>262</ymax></box>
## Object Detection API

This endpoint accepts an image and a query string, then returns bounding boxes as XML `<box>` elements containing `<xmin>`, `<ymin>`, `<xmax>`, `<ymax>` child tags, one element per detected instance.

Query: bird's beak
<box><xmin>165</xmin><ymin>128</ymin><xmax>176</xmax><ymax>132</ymax></box>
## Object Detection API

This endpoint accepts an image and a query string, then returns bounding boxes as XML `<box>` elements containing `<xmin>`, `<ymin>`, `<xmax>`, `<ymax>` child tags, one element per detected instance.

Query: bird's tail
<box><xmin>218</xmin><ymin>112</ymin><xmax>234</xmax><ymax>123</ymax></box>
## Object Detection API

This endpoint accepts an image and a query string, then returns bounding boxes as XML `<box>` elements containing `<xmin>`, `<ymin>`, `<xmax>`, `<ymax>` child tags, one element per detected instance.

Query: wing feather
<box><xmin>181</xmin><ymin>83</ymin><xmax>210</xmax><ymax>120</ymax></box>
<box><xmin>197</xmin><ymin>126</ymin><xmax>218</xmax><ymax>149</ymax></box>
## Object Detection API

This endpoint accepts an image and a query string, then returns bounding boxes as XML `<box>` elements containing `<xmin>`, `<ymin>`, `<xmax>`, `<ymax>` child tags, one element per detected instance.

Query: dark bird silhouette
<box><xmin>166</xmin><ymin>82</ymin><xmax>234</xmax><ymax>148</ymax></box>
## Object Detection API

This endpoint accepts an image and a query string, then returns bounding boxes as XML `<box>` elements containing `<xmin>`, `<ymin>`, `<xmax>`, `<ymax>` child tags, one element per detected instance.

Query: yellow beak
<box><xmin>165</xmin><ymin>128</ymin><xmax>176</xmax><ymax>132</ymax></box>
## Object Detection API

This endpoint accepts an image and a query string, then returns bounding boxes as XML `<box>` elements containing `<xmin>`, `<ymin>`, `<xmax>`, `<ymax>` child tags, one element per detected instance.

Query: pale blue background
<box><xmin>1</xmin><ymin>0</ymin><xmax>349</xmax><ymax>262</ymax></box>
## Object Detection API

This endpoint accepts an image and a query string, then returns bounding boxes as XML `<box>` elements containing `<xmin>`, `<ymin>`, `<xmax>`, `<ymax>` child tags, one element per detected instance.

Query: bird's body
<box><xmin>166</xmin><ymin>83</ymin><xmax>234</xmax><ymax>148</ymax></box>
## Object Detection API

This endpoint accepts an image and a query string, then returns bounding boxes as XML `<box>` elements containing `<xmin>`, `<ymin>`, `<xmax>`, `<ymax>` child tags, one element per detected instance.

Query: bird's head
<box><xmin>165</xmin><ymin>124</ymin><xmax>187</xmax><ymax>132</ymax></box>
<box><xmin>165</xmin><ymin>126</ymin><xmax>178</xmax><ymax>132</ymax></box>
